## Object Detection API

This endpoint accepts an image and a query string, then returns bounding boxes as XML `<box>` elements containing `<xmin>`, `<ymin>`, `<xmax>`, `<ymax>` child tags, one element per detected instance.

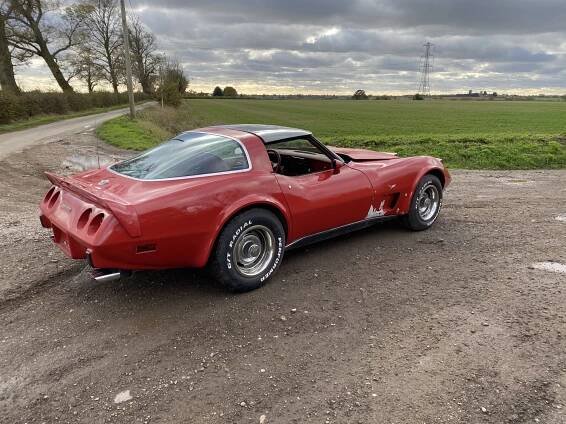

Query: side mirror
<box><xmin>332</xmin><ymin>159</ymin><xmax>344</xmax><ymax>174</ymax></box>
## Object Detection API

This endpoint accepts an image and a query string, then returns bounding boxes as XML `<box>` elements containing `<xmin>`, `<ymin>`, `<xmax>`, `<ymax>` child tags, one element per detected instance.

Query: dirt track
<box><xmin>1</xmin><ymin>134</ymin><xmax>565</xmax><ymax>424</ymax></box>
<box><xmin>0</xmin><ymin>102</ymin><xmax>155</xmax><ymax>160</ymax></box>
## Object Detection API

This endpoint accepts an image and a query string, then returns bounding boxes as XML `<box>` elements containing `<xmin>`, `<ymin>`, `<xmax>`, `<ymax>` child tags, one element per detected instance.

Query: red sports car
<box><xmin>40</xmin><ymin>125</ymin><xmax>451</xmax><ymax>291</ymax></box>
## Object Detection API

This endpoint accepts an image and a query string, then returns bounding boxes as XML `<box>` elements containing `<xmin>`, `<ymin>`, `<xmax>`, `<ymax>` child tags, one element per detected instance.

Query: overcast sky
<box><xmin>18</xmin><ymin>0</ymin><xmax>566</xmax><ymax>94</ymax></box>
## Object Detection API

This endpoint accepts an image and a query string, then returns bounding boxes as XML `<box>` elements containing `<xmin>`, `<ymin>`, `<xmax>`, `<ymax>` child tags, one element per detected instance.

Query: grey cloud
<box><xmin>305</xmin><ymin>29</ymin><xmax>557</xmax><ymax>63</ymax></box>
<box><xmin>24</xmin><ymin>0</ymin><xmax>566</xmax><ymax>93</ymax></box>
<box><xmin>137</xmin><ymin>0</ymin><xmax>566</xmax><ymax>34</ymax></box>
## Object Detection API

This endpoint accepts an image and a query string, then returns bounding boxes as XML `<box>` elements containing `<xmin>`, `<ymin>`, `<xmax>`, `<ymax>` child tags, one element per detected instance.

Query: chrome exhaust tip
<box><xmin>92</xmin><ymin>269</ymin><xmax>131</xmax><ymax>283</ymax></box>
<box><xmin>94</xmin><ymin>271</ymin><xmax>122</xmax><ymax>283</ymax></box>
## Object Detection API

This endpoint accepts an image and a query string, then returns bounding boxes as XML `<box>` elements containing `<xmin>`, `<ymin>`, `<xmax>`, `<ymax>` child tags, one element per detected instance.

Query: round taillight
<box><xmin>77</xmin><ymin>208</ymin><xmax>92</xmax><ymax>230</ymax></box>
<box><xmin>87</xmin><ymin>213</ymin><xmax>105</xmax><ymax>235</ymax></box>
<box><xmin>48</xmin><ymin>190</ymin><xmax>60</xmax><ymax>208</ymax></box>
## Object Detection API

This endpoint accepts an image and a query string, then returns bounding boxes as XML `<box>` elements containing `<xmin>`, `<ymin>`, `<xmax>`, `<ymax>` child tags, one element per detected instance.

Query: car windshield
<box><xmin>110</xmin><ymin>132</ymin><xmax>249</xmax><ymax>180</ymax></box>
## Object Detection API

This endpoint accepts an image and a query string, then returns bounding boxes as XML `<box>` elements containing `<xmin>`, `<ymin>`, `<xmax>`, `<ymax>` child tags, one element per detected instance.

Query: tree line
<box><xmin>212</xmin><ymin>86</ymin><xmax>238</xmax><ymax>97</ymax></box>
<box><xmin>0</xmin><ymin>0</ymin><xmax>185</xmax><ymax>96</ymax></box>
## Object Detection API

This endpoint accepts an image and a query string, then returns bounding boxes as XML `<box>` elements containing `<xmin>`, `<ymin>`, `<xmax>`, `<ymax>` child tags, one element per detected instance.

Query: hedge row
<box><xmin>0</xmin><ymin>91</ymin><xmax>150</xmax><ymax>125</ymax></box>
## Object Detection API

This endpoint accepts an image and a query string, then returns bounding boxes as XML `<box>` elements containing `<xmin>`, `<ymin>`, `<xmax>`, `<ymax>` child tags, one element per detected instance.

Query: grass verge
<box><xmin>337</xmin><ymin>134</ymin><xmax>566</xmax><ymax>169</ymax></box>
<box><xmin>97</xmin><ymin>100</ymin><xmax>566</xmax><ymax>169</ymax></box>
<box><xmin>0</xmin><ymin>101</ymin><xmax>150</xmax><ymax>134</ymax></box>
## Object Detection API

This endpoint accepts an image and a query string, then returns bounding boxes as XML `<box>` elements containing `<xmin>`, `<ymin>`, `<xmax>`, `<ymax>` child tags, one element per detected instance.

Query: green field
<box><xmin>98</xmin><ymin>99</ymin><xmax>566</xmax><ymax>169</ymax></box>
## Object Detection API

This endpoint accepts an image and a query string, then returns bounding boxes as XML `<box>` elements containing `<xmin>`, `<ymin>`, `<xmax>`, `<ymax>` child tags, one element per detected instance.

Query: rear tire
<box><xmin>401</xmin><ymin>174</ymin><xmax>443</xmax><ymax>231</ymax></box>
<box><xmin>210</xmin><ymin>209</ymin><xmax>285</xmax><ymax>292</ymax></box>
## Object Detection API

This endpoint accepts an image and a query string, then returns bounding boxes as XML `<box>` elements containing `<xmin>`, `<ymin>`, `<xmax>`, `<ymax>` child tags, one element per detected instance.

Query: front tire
<box><xmin>210</xmin><ymin>209</ymin><xmax>285</xmax><ymax>292</ymax></box>
<box><xmin>401</xmin><ymin>174</ymin><xmax>443</xmax><ymax>231</ymax></box>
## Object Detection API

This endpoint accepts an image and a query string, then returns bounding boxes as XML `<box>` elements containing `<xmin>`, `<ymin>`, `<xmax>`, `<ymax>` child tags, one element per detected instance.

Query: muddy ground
<box><xmin>0</xmin><ymin>133</ymin><xmax>565</xmax><ymax>424</ymax></box>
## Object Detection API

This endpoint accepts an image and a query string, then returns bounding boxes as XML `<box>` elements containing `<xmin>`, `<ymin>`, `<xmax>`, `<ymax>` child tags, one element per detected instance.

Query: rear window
<box><xmin>110</xmin><ymin>132</ymin><xmax>249</xmax><ymax>180</ymax></box>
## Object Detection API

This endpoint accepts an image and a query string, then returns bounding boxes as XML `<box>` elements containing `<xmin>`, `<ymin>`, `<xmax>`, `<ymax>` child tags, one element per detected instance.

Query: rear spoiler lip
<box><xmin>45</xmin><ymin>172</ymin><xmax>142</xmax><ymax>238</ymax></box>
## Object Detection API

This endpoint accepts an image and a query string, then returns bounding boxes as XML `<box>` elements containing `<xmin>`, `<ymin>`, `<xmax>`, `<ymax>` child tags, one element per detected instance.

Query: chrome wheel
<box><xmin>417</xmin><ymin>183</ymin><xmax>440</xmax><ymax>221</ymax></box>
<box><xmin>233</xmin><ymin>225</ymin><xmax>276</xmax><ymax>277</ymax></box>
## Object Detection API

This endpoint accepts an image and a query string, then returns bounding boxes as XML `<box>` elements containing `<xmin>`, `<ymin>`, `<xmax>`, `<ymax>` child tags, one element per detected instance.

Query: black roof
<box><xmin>216</xmin><ymin>124</ymin><xmax>311</xmax><ymax>143</ymax></box>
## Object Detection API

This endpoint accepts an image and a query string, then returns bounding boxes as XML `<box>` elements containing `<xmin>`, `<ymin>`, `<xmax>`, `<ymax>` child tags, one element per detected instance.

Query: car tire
<box><xmin>401</xmin><ymin>174</ymin><xmax>443</xmax><ymax>231</ymax></box>
<box><xmin>210</xmin><ymin>208</ymin><xmax>285</xmax><ymax>292</ymax></box>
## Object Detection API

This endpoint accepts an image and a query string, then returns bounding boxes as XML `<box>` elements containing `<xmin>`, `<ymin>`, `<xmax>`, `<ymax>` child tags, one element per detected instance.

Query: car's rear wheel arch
<box><xmin>208</xmin><ymin>206</ymin><xmax>287</xmax><ymax>291</ymax></box>
<box><xmin>207</xmin><ymin>203</ymin><xmax>288</xmax><ymax>265</ymax></box>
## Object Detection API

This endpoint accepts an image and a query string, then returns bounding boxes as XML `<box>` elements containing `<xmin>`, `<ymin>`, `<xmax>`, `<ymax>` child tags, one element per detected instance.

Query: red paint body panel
<box><xmin>275</xmin><ymin>166</ymin><xmax>373</xmax><ymax>240</ymax></box>
<box><xmin>347</xmin><ymin>156</ymin><xmax>450</xmax><ymax>215</ymax></box>
<box><xmin>39</xmin><ymin>126</ymin><xmax>451</xmax><ymax>271</ymax></box>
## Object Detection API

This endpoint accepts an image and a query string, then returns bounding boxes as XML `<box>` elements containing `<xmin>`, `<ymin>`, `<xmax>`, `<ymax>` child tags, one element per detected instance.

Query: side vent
<box><xmin>388</xmin><ymin>193</ymin><xmax>401</xmax><ymax>209</ymax></box>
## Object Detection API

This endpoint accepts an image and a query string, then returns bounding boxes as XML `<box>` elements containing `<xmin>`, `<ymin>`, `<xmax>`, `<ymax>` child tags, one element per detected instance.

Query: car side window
<box><xmin>271</xmin><ymin>138</ymin><xmax>322</xmax><ymax>153</ymax></box>
<box><xmin>267</xmin><ymin>138</ymin><xmax>333</xmax><ymax>176</ymax></box>
<box><xmin>111</xmin><ymin>132</ymin><xmax>249</xmax><ymax>180</ymax></box>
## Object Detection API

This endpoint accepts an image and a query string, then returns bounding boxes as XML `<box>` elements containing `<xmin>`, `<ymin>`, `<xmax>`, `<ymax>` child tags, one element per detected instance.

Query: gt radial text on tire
<box><xmin>401</xmin><ymin>174</ymin><xmax>443</xmax><ymax>231</ymax></box>
<box><xmin>210</xmin><ymin>208</ymin><xmax>286</xmax><ymax>292</ymax></box>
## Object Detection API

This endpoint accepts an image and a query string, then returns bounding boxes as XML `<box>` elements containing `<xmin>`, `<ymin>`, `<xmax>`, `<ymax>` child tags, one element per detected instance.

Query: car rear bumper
<box><xmin>40</xmin><ymin>209</ymin><xmax>154</xmax><ymax>270</ymax></box>
<box><xmin>42</xmin><ymin>215</ymin><xmax>91</xmax><ymax>259</ymax></box>
<box><xmin>40</xmin><ymin>184</ymin><xmax>144</xmax><ymax>268</ymax></box>
<box><xmin>39</xmin><ymin>185</ymin><xmax>210</xmax><ymax>270</ymax></box>
<box><xmin>40</xmin><ymin>193</ymin><xmax>113</xmax><ymax>265</ymax></box>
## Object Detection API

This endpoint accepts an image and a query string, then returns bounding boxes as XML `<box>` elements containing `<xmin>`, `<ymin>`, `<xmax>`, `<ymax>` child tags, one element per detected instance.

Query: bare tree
<box><xmin>128</xmin><ymin>16</ymin><xmax>160</xmax><ymax>94</ymax></box>
<box><xmin>7</xmin><ymin>0</ymin><xmax>89</xmax><ymax>92</ymax></box>
<box><xmin>69</xmin><ymin>44</ymin><xmax>102</xmax><ymax>92</ymax></box>
<box><xmin>83</xmin><ymin>0</ymin><xmax>123</xmax><ymax>93</ymax></box>
<box><xmin>0</xmin><ymin>1</ymin><xmax>20</xmax><ymax>93</ymax></box>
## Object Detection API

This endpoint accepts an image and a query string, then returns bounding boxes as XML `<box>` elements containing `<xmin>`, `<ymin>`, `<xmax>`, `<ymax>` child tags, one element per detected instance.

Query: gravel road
<box><xmin>0</xmin><ymin>102</ymin><xmax>155</xmax><ymax>160</ymax></box>
<box><xmin>0</xmin><ymin>132</ymin><xmax>565</xmax><ymax>424</ymax></box>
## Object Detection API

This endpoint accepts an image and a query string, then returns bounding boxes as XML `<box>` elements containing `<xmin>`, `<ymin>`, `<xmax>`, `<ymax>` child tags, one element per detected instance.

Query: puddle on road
<box><xmin>530</xmin><ymin>262</ymin><xmax>566</xmax><ymax>274</ymax></box>
<box><xmin>62</xmin><ymin>153</ymin><xmax>113</xmax><ymax>172</ymax></box>
<box><xmin>556</xmin><ymin>215</ymin><xmax>566</xmax><ymax>222</ymax></box>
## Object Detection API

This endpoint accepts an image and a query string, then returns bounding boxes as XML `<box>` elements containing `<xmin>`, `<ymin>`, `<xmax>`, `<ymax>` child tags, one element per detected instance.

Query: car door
<box><xmin>271</xmin><ymin>138</ymin><xmax>373</xmax><ymax>241</ymax></box>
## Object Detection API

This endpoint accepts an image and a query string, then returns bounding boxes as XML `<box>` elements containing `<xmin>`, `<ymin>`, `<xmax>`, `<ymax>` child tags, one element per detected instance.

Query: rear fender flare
<box><xmin>201</xmin><ymin>196</ymin><xmax>291</xmax><ymax>266</ymax></box>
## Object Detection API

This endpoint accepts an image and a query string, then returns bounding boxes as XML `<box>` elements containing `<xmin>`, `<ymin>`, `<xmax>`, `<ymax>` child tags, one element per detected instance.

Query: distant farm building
<box><xmin>444</xmin><ymin>90</ymin><xmax>498</xmax><ymax>99</ymax></box>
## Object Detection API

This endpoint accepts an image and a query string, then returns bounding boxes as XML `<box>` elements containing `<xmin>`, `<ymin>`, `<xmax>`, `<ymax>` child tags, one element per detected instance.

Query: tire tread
<box><xmin>209</xmin><ymin>208</ymin><xmax>285</xmax><ymax>292</ymax></box>
<box><xmin>401</xmin><ymin>174</ymin><xmax>443</xmax><ymax>231</ymax></box>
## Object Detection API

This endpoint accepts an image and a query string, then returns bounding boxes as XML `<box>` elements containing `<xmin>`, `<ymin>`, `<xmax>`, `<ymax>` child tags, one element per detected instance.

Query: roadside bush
<box><xmin>0</xmin><ymin>95</ymin><xmax>27</xmax><ymax>124</ymax></box>
<box><xmin>137</xmin><ymin>104</ymin><xmax>194</xmax><ymax>135</ymax></box>
<box><xmin>98</xmin><ymin>102</ymin><xmax>212</xmax><ymax>150</ymax></box>
<box><xmin>156</xmin><ymin>82</ymin><xmax>183</xmax><ymax>107</ymax></box>
<box><xmin>0</xmin><ymin>91</ymin><xmax>151</xmax><ymax>125</ymax></box>
<box><xmin>155</xmin><ymin>60</ymin><xmax>188</xmax><ymax>107</ymax></box>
